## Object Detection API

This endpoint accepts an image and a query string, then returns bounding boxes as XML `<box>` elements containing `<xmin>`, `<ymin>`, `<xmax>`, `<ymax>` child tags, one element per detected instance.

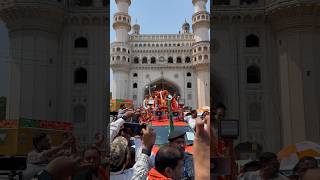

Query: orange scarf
<box><xmin>67</xmin><ymin>166</ymin><xmax>108</xmax><ymax>180</ymax></box>
<box><xmin>147</xmin><ymin>168</ymin><xmax>172</xmax><ymax>180</ymax></box>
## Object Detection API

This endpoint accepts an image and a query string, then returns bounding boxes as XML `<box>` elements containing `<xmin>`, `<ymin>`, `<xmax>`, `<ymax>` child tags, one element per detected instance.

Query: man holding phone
<box><xmin>71</xmin><ymin>147</ymin><xmax>108</xmax><ymax>180</ymax></box>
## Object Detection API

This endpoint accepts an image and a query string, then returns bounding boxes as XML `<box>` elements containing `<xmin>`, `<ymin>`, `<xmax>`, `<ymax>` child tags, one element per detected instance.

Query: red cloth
<box><xmin>98</xmin><ymin>166</ymin><xmax>109</xmax><ymax>180</ymax></box>
<box><xmin>171</xmin><ymin>98</ymin><xmax>178</xmax><ymax>111</ymax></box>
<box><xmin>67</xmin><ymin>166</ymin><xmax>108</xmax><ymax>180</ymax></box>
<box><xmin>147</xmin><ymin>168</ymin><xmax>172</xmax><ymax>180</ymax></box>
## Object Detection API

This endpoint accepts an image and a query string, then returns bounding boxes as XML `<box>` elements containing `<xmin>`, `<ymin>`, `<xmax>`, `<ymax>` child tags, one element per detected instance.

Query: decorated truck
<box><xmin>110</xmin><ymin>99</ymin><xmax>134</xmax><ymax>113</ymax></box>
<box><xmin>0</xmin><ymin>118</ymin><xmax>73</xmax><ymax>156</ymax></box>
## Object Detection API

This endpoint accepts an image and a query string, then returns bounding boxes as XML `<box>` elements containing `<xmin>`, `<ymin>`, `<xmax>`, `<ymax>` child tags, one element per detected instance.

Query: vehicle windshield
<box><xmin>151</xmin><ymin>125</ymin><xmax>195</xmax><ymax>146</ymax></box>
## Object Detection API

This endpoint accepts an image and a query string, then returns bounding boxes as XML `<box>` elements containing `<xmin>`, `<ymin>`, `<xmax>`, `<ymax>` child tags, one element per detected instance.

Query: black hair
<box><xmin>32</xmin><ymin>133</ymin><xmax>47</xmax><ymax>149</ymax></box>
<box><xmin>215</xmin><ymin>102</ymin><xmax>226</xmax><ymax>110</ymax></box>
<box><xmin>155</xmin><ymin>144</ymin><xmax>184</xmax><ymax>174</ymax></box>
<box><xmin>190</xmin><ymin>110</ymin><xmax>197</xmax><ymax>114</ymax></box>
<box><xmin>259</xmin><ymin>152</ymin><xmax>277</xmax><ymax>167</ymax></box>
<box><xmin>293</xmin><ymin>156</ymin><xmax>318</xmax><ymax>173</ymax></box>
<box><xmin>243</xmin><ymin>160</ymin><xmax>262</xmax><ymax>172</ymax></box>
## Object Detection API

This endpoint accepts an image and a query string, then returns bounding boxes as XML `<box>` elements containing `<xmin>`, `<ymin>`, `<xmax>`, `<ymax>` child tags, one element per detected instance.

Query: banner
<box><xmin>0</xmin><ymin>120</ymin><xmax>18</xmax><ymax>128</ymax></box>
<box><xmin>19</xmin><ymin>118</ymin><xmax>73</xmax><ymax>131</ymax></box>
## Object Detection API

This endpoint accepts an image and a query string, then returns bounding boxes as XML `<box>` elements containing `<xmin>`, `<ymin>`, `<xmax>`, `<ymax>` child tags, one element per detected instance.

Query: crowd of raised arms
<box><xmin>22</xmin><ymin>104</ymin><xmax>320</xmax><ymax>180</ymax></box>
<box><xmin>21</xmin><ymin>105</ymin><xmax>210</xmax><ymax>180</ymax></box>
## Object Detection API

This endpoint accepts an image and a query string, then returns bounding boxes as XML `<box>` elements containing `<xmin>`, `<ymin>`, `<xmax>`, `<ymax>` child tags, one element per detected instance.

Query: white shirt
<box><xmin>110</xmin><ymin>118</ymin><xmax>125</xmax><ymax>142</ymax></box>
<box><xmin>110</xmin><ymin>169</ymin><xmax>134</xmax><ymax>180</ymax></box>
<box><xmin>187</xmin><ymin>118</ymin><xmax>196</xmax><ymax>130</ymax></box>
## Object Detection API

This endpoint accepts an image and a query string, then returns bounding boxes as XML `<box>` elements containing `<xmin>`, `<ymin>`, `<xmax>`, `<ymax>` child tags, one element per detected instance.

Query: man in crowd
<box><xmin>35</xmin><ymin>156</ymin><xmax>80</xmax><ymax>180</ymax></box>
<box><xmin>110</xmin><ymin>110</ymin><xmax>135</xmax><ymax>141</ymax></box>
<box><xmin>167</xmin><ymin>130</ymin><xmax>194</xmax><ymax>180</ymax></box>
<box><xmin>293</xmin><ymin>156</ymin><xmax>318</xmax><ymax>180</ymax></box>
<box><xmin>186</xmin><ymin>110</ymin><xmax>197</xmax><ymax>130</ymax></box>
<box><xmin>147</xmin><ymin>144</ymin><xmax>185</xmax><ymax>180</ymax></box>
<box><xmin>71</xmin><ymin>147</ymin><xmax>108</xmax><ymax>180</ymax></box>
<box><xmin>214</xmin><ymin>103</ymin><xmax>226</xmax><ymax>121</ymax></box>
<box><xmin>242</xmin><ymin>152</ymin><xmax>289</xmax><ymax>180</ymax></box>
<box><xmin>212</xmin><ymin>103</ymin><xmax>226</xmax><ymax>135</ymax></box>
<box><xmin>131</xmin><ymin>108</ymin><xmax>142</xmax><ymax>123</ymax></box>
<box><xmin>24</xmin><ymin>133</ymin><xmax>74</xmax><ymax>179</ymax></box>
<box><xmin>110</xmin><ymin>126</ymin><xmax>156</xmax><ymax>180</ymax></box>
<box><xmin>238</xmin><ymin>161</ymin><xmax>262</xmax><ymax>179</ymax></box>
<box><xmin>117</xmin><ymin>104</ymin><xmax>127</xmax><ymax>119</ymax></box>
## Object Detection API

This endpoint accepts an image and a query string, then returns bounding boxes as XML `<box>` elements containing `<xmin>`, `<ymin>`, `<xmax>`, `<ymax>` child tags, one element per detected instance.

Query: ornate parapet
<box><xmin>112</xmin><ymin>12</ymin><xmax>131</xmax><ymax>31</ymax></box>
<box><xmin>265</xmin><ymin>0</ymin><xmax>318</xmax><ymax>11</ymax></box>
<box><xmin>192</xmin><ymin>41</ymin><xmax>210</xmax><ymax>66</ymax></box>
<box><xmin>0</xmin><ymin>0</ymin><xmax>65</xmax><ymax>32</ymax></box>
<box><xmin>0</xmin><ymin>0</ymin><xmax>64</xmax><ymax>12</ymax></box>
<box><xmin>110</xmin><ymin>42</ymin><xmax>132</xmax><ymax>68</ymax></box>
<box><xmin>68</xmin><ymin>14</ymin><xmax>108</xmax><ymax>26</ymax></box>
<box><xmin>266</xmin><ymin>2</ymin><xmax>320</xmax><ymax>32</ymax></box>
<box><xmin>110</xmin><ymin>63</ymin><xmax>130</xmax><ymax>72</ymax></box>
<box><xmin>192</xmin><ymin>11</ymin><xmax>210</xmax><ymax>29</ymax></box>
<box><xmin>129</xmin><ymin>34</ymin><xmax>195</xmax><ymax>41</ymax></box>
<box><xmin>212</xmin><ymin>10</ymin><xmax>266</xmax><ymax>25</ymax></box>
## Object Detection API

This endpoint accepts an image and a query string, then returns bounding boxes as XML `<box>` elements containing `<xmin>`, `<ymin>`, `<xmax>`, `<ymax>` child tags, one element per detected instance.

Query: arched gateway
<box><xmin>144</xmin><ymin>79</ymin><xmax>180</xmax><ymax>97</ymax></box>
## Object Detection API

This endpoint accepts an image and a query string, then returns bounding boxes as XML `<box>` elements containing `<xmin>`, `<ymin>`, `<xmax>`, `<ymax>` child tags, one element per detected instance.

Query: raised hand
<box><xmin>193</xmin><ymin>115</ymin><xmax>212</xmax><ymax>180</ymax></box>
<box><xmin>141</xmin><ymin>126</ymin><xmax>156</xmax><ymax>150</ymax></box>
<box><xmin>123</xmin><ymin>110</ymin><xmax>135</xmax><ymax>120</ymax></box>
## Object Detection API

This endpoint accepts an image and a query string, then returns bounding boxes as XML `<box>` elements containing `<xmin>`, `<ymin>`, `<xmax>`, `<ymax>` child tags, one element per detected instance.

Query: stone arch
<box><xmin>144</xmin><ymin>78</ymin><xmax>182</xmax><ymax>97</ymax></box>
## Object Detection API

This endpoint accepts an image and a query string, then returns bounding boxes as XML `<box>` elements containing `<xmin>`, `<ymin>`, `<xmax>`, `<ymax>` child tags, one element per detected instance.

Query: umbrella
<box><xmin>197</xmin><ymin>106</ymin><xmax>210</xmax><ymax>113</ymax></box>
<box><xmin>278</xmin><ymin>141</ymin><xmax>320</xmax><ymax>170</ymax></box>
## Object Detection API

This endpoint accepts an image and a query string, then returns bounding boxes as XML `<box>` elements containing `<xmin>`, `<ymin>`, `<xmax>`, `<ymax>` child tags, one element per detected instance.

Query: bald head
<box><xmin>302</xmin><ymin>168</ymin><xmax>320</xmax><ymax>180</ymax></box>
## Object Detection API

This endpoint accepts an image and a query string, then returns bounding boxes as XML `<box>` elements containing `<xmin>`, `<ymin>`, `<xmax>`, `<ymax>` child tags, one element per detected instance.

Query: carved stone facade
<box><xmin>213</xmin><ymin>0</ymin><xmax>320</xmax><ymax>153</ymax></box>
<box><xmin>111</xmin><ymin>0</ymin><xmax>210</xmax><ymax>109</ymax></box>
<box><xmin>0</xmin><ymin>0</ymin><xmax>108</xmax><ymax>146</ymax></box>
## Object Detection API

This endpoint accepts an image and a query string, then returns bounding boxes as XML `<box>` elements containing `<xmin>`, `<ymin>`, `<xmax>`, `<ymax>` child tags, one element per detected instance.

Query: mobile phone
<box><xmin>124</xmin><ymin>122</ymin><xmax>146</xmax><ymax>136</ymax></box>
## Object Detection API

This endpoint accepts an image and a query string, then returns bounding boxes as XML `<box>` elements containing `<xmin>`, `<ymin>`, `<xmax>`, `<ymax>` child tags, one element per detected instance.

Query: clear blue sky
<box><xmin>110</xmin><ymin>0</ymin><xmax>210</xmax><ymax>89</ymax></box>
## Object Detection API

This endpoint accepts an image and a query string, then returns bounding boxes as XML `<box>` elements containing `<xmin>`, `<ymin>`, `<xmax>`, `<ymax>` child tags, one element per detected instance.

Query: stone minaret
<box><xmin>192</xmin><ymin>0</ymin><xmax>210</xmax><ymax>107</ymax></box>
<box><xmin>111</xmin><ymin>0</ymin><xmax>132</xmax><ymax>99</ymax></box>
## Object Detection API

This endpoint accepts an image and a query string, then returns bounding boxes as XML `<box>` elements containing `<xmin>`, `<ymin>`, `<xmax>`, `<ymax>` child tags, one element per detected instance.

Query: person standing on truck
<box><xmin>117</xmin><ymin>104</ymin><xmax>127</xmax><ymax>119</ymax></box>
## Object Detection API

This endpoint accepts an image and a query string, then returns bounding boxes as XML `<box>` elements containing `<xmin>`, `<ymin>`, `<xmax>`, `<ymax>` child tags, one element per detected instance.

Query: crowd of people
<box><xmin>20</xmin><ymin>102</ymin><xmax>320</xmax><ymax>180</ymax></box>
<box><xmin>109</xmin><ymin>108</ymin><xmax>211</xmax><ymax>180</ymax></box>
<box><xmin>20</xmin><ymin>104</ymin><xmax>211</xmax><ymax>180</ymax></box>
<box><xmin>211</xmin><ymin>103</ymin><xmax>320</xmax><ymax>180</ymax></box>
<box><xmin>23</xmin><ymin>130</ymin><xmax>109</xmax><ymax>180</ymax></box>
<box><xmin>237</xmin><ymin>153</ymin><xmax>320</xmax><ymax>180</ymax></box>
